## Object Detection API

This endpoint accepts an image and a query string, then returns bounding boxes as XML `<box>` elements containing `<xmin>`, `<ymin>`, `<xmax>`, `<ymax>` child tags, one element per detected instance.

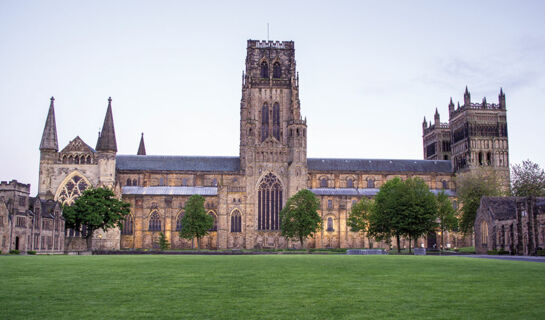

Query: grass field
<box><xmin>1</xmin><ymin>255</ymin><xmax>543</xmax><ymax>319</ymax></box>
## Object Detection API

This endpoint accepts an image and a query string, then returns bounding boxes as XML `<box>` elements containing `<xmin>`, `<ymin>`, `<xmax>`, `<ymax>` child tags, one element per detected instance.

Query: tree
<box><xmin>63</xmin><ymin>187</ymin><xmax>130</xmax><ymax>250</ymax></box>
<box><xmin>369</xmin><ymin>177</ymin><xmax>438</xmax><ymax>253</ymax></box>
<box><xmin>456</xmin><ymin>169</ymin><xmax>501</xmax><ymax>234</ymax></box>
<box><xmin>157</xmin><ymin>232</ymin><xmax>170</xmax><ymax>250</ymax></box>
<box><xmin>511</xmin><ymin>160</ymin><xmax>545</xmax><ymax>197</ymax></box>
<box><xmin>279</xmin><ymin>189</ymin><xmax>322</xmax><ymax>251</ymax></box>
<box><xmin>436</xmin><ymin>191</ymin><xmax>458</xmax><ymax>250</ymax></box>
<box><xmin>347</xmin><ymin>197</ymin><xmax>374</xmax><ymax>247</ymax></box>
<box><xmin>179</xmin><ymin>195</ymin><xmax>214</xmax><ymax>251</ymax></box>
<box><xmin>368</xmin><ymin>178</ymin><xmax>402</xmax><ymax>251</ymax></box>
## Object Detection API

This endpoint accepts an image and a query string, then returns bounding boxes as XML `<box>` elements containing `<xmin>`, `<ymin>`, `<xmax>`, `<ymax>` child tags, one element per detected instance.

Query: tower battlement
<box><xmin>248</xmin><ymin>40</ymin><xmax>294</xmax><ymax>49</ymax></box>
<box><xmin>0</xmin><ymin>180</ymin><xmax>30</xmax><ymax>193</ymax></box>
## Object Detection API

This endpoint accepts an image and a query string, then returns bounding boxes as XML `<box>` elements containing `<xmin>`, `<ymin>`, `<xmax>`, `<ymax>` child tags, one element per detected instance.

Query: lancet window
<box><xmin>122</xmin><ymin>215</ymin><xmax>133</xmax><ymax>235</ymax></box>
<box><xmin>231</xmin><ymin>210</ymin><xmax>242</xmax><ymax>233</ymax></box>
<box><xmin>260</xmin><ymin>61</ymin><xmax>269</xmax><ymax>78</ymax></box>
<box><xmin>273</xmin><ymin>62</ymin><xmax>281</xmax><ymax>78</ymax></box>
<box><xmin>148</xmin><ymin>211</ymin><xmax>161</xmax><ymax>231</ymax></box>
<box><xmin>273</xmin><ymin>103</ymin><xmax>280</xmax><ymax>141</ymax></box>
<box><xmin>261</xmin><ymin>103</ymin><xmax>269</xmax><ymax>142</ymax></box>
<box><xmin>258</xmin><ymin>173</ymin><xmax>282</xmax><ymax>230</ymax></box>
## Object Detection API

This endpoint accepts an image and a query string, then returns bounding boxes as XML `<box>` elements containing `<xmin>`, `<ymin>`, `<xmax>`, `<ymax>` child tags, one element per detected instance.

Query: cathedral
<box><xmin>34</xmin><ymin>39</ymin><xmax>509</xmax><ymax>251</ymax></box>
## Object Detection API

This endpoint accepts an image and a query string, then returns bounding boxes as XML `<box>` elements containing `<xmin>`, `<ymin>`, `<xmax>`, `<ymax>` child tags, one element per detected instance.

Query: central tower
<box><xmin>239</xmin><ymin>40</ymin><xmax>307</xmax><ymax>247</ymax></box>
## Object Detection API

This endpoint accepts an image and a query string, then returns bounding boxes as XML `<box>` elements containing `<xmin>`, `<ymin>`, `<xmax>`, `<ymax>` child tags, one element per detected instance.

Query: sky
<box><xmin>1</xmin><ymin>0</ymin><xmax>544</xmax><ymax>194</ymax></box>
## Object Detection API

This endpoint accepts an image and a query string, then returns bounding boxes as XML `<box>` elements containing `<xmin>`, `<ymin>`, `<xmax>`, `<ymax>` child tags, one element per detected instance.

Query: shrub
<box><xmin>537</xmin><ymin>250</ymin><xmax>545</xmax><ymax>256</ymax></box>
<box><xmin>497</xmin><ymin>249</ymin><xmax>509</xmax><ymax>255</ymax></box>
<box><xmin>487</xmin><ymin>250</ymin><xmax>498</xmax><ymax>255</ymax></box>
<box><xmin>9</xmin><ymin>250</ymin><xmax>20</xmax><ymax>255</ymax></box>
<box><xmin>27</xmin><ymin>250</ymin><xmax>37</xmax><ymax>255</ymax></box>
<box><xmin>456</xmin><ymin>246</ymin><xmax>475</xmax><ymax>253</ymax></box>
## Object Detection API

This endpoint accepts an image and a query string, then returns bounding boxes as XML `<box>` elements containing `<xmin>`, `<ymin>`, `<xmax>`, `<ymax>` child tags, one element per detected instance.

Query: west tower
<box><xmin>239</xmin><ymin>40</ymin><xmax>308</xmax><ymax>248</ymax></box>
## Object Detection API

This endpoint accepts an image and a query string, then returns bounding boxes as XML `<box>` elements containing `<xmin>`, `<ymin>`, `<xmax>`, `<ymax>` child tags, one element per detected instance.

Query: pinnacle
<box><xmin>96</xmin><ymin>97</ymin><xmax>117</xmax><ymax>152</ymax></box>
<box><xmin>40</xmin><ymin>96</ymin><xmax>59</xmax><ymax>151</ymax></box>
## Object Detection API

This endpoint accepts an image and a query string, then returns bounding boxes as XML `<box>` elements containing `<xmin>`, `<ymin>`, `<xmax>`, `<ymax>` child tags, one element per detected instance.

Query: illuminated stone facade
<box><xmin>36</xmin><ymin>40</ymin><xmax>509</xmax><ymax>250</ymax></box>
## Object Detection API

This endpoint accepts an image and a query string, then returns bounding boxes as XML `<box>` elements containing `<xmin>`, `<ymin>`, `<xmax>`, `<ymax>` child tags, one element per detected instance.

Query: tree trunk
<box><xmin>408</xmin><ymin>235</ymin><xmax>412</xmax><ymax>253</ymax></box>
<box><xmin>396</xmin><ymin>235</ymin><xmax>401</xmax><ymax>253</ymax></box>
<box><xmin>441</xmin><ymin>228</ymin><xmax>444</xmax><ymax>251</ymax></box>
<box><xmin>191</xmin><ymin>238</ymin><xmax>194</xmax><ymax>250</ymax></box>
<box><xmin>86</xmin><ymin>235</ymin><xmax>93</xmax><ymax>251</ymax></box>
<box><xmin>197</xmin><ymin>237</ymin><xmax>201</xmax><ymax>251</ymax></box>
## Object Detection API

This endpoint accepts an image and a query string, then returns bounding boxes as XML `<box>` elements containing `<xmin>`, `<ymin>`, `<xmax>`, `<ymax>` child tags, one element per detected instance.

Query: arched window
<box><xmin>273</xmin><ymin>62</ymin><xmax>281</xmax><ymax>78</ymax></box>
<box><xmin>442</xmin><ymin>180</ymin><xmax>448</xmax><ymax>189</ymax></box>
<box><xmin>258</xmin><ymin>173</ymin><xmax>282</xmax><ymax>230</ymax></box>
<box><xmin>273</xmin><ymin>103</ymin><xmax>280</xmax><ymax>141</ymax></box>
<box><xmin>56</xmin><ymin>174</ymin><xmax>90</xmax><ymax>205</ymax></box>
<box><xmin>159</xmin><ymin>178</ymin><xmax>165</xmax><ymax>186</ymax></box>
<box><xmin>231</xmin><ymin>210</ymin><xmax>241</xmax><ymax>233</ymax></box>
<box><xmin>481</xmin><ymin>221</ymin><xmax>488</xmax><ymax>246</ymax></box>
<box><xmin>86</xmin><ymin>156</ymin><xmax>91</xmax><ymax>164</ymax></box>
<box><xmin>148</xmin><ymin>212</ymin><xmax>161</xmax><ymax>231</ymax></box>
<box><xmin>347</xmin><ymin>178</ymin><xmax>354</xmax><ymax>188</ymax></box>
<box><xmin>261</xmin><ymin>103</ymin><xmax>269</xmax><ymax>142</ymax></box>
<box><xmin>126</xmin><ymin>178</ymin><xmax>131</xmax><ymax>186</ymax></box>
<box><xmin>327</xmin><ymin>200</ymin><xmax>333</xmax><ymax>209</ymax></box>
<box><xmin>367</xmin><ymin>179</ymin><xmax>375</xmax><ymax>188</ymax></box>
<box><xmin>208</xmin><ymin>212</ymin><xmax>217</xmax><ymax>231</ymax></box>
<box><xmin>176</xmin><ymin>212</ymin><xmax>184</xmax><ymax>231</ymax></box>
<box><xmin>74</xmin><ymin>156</ymin><xmax>79</xmax><ymax>164</ymax></box>
<box><xmin>326</xmin><ymin>217</ymin><xmax>334</xmax><ymax>232</ymax></box>
<box><xmin>478</xmin><ymin>152</ymin><xmax>483</xmax><ymax>166</ymax></box>
<box><xmin>122</xmin><ymin>215</ymin><xmax>133</xmax><ymax>235</ymax></box>
<box><xmin>132</xmin><ymin>179</ymin><xmax>137</xmax><ymax>186</ymax></box>
<box><xmin>486</xmin><ymin>152</ymin><xmax>492</xmax><ymax>166</ymax></box>
<box><xmin>212</xmin><ymin>178</ymin><xmax>218</xmax><ymax>186</ymax></box>
<box><xmin>320</xmin><ymin>178</ymin><xmax>328</xmax><ymax>188</ymax></box>
<box><xmin>260</xmin><ymin>61</ymin><xmax>269</xmax><ymax>78</ymax></box>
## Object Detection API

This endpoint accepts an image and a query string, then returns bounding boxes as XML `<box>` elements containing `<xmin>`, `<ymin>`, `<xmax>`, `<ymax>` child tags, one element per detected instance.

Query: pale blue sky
<box><xmin>1</xmin><ymin>0</ymin><xmax>544</xmax><ymax>193</ymax></box>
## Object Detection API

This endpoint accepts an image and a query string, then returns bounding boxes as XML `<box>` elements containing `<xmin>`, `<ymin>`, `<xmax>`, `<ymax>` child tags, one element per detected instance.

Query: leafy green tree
<box><xmin>368</xmin><ymin>178</ymin><xmax>403</xmax><ymax>252</ymax></box>
<box><xmin>436</xmin><ymin>191</ymin><xmax>458</xmax><ymax>249</ymax></box>
<box><xmin>456</xmin><ymin>169</ymin><xmax>501</xmax><ymax>234</ymax></box>
<box><xmin>511</xmin><ymin>160</ymin><xmax>545</xmax><ymax>197</ymax></box>
<box><xmin>279</xmin><ymin>189</ymin><xmax>321</xmax><ymax>251</ymax></box>
<box><xmin>179</xmin><ymin>195</ymin><xmax>213</xmax><ymax>250</ymax></box>
<box><xmin>63</xmin><ymin>187</ymin><xmax>130</xmax><ymax>250</ymax></box>
<box><xmin>157</xmin><ymin>232</ymin><xmax>170</xmax><ymax>250</ymax></box>
<box><xmin>369</xmin><ymin>177</ymin><xmax>438</xmax><ymax>253</ymax></box>
<box><xmin>347</xmin><ymin>197</ymin><xmax>374</xmax><ymax>248</ymax></box>
<box><xmin>396</xmin><ymin>178</ymin><xmax>438</xmax><ymax>253</ymax></box>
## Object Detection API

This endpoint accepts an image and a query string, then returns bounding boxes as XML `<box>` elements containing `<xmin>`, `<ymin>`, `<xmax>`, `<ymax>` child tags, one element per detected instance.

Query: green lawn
<box><xmin>0</xmin><ymin>255</ymin><xmax>543</xmax><ymax>319</ymax></box>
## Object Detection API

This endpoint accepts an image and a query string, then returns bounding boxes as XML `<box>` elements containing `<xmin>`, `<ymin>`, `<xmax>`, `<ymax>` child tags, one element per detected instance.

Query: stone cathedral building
<box><xmin>36</xmin><ymin>40</ymin><xmax>509</xmax><ymax>250</ymax></box>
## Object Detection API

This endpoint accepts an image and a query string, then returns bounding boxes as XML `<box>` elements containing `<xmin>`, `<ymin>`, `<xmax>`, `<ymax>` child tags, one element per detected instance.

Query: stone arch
<box><xmin>54</xmin><ymin>171</ymin><xmax>92</xmax><ymax>205</ymax></box>
<box><xmin>260</xmin><ymin>59</ymin><xmax>269</xmax><ymax>78</ymax></box>
<box><xmin>148</xmin><ymin>210</ymin><xmax>162</xmax><ymax>231</ymax></box>
<box><xmin>175</xmin><ymin>210</ymin><xmax>184</xmax><ymax>231</ymax></box>
<box><xmin>230</xmin><ymin>209</ymin><xmax>242</xmax><ymax>233</ymax></box>
<box><xmin>257</xmin><ymin>172</ymin><xmax>283</xmax><ymax>231</ymax></box>
<box><xmin>208</xmin><ymin>210</ymin><xmax>218</xmax><ymax>231</ymax></box>
<box><xmin>122</xmin><ymin>213</ymin><xmax>134</xmax><ymax>235</ymax></box>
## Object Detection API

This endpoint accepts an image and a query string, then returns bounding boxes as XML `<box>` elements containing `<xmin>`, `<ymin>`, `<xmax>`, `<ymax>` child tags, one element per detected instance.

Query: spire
<box><xmin>448</xmin><ymin>97</ymin><xmax>455</xmax><ymax>115</ymax></box>
<box><xmin>464</xmin><ymin>86</ymin><xmax>471</xmax><ymax>106</ymax></box>
<box><xmin>434</xmin><ymin>108</ymin><xmax>440</xmax><ymax>125</ymax></box>
<box><xmin>40</xmin><ymin>96</ymin><xmax>59</xmax><ymax>152</ymax></box>
<box><xmin>137</xmin><ymin>133</ymin><xmax>146</xmax><ymax>155</ymax></box>
<box><xmin>96</xmin><ymin>97</ymin><xmax>117</xmax><ymax>152</ymax></box>
<box><xmin>482</xmin><ymin>96</ymin><xmax>487</xmax><ymax>108</ymax></box>
<box><xmin>499</xmin><ymin>87</ymin><xmax>506</xmax><ymax>109</ymax></box>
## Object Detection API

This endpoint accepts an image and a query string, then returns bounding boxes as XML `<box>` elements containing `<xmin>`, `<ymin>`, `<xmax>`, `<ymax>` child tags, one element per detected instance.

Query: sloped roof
<box><xmin>310</xmin><ymin>188</ymin><xmax>455</xmax><ymax>197</ymax></box>
<box><xmin>116</xmin><ymin>155</ymin><xmax>241</xmax><ymax>172</ymax></box>
<box><xmin>122</xmin><ymin>186</ymin><xmax>218</xmax><ymax>196</ymax></box>
<box><xmin>480</xmin><ymin>197</ymin><xmax>518</xmax><ymax>220</ymax></box>
<box><xmin>307</xmin><ymin>158</ymin><xmax>452</xmax><ymax>173</ymax></box>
